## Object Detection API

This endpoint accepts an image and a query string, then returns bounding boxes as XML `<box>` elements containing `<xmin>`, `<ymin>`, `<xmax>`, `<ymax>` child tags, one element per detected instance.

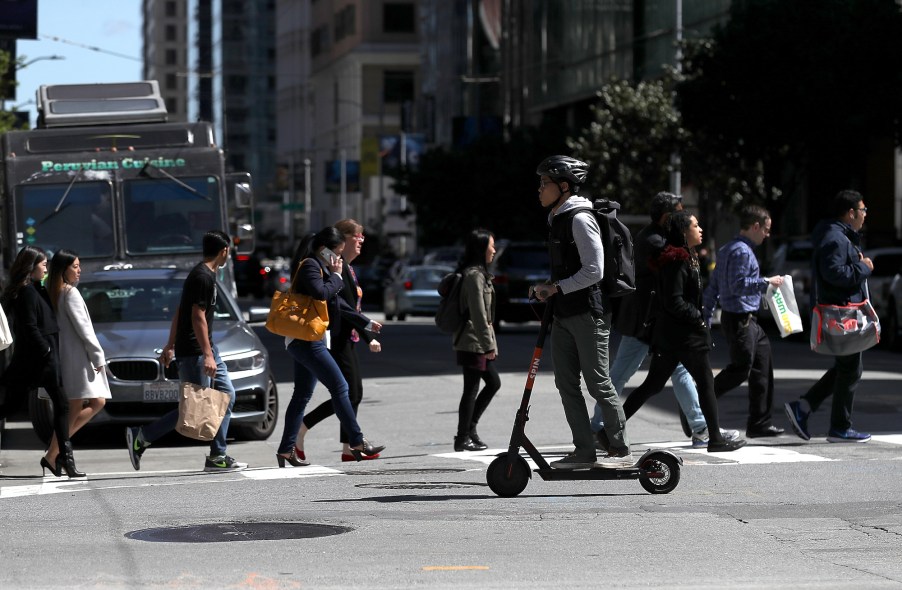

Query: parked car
<box><xmin>862</xmin><ymin>248</ymin><xmax>902</xmax><ymax>327</ymax></box>
<box><xmin>769</xmin><ymin>238</ymin><xmax>814</xmax><ymax>324</ymax></box>
<box><xmin>383</xmin><ymin>264</ymin><xmax>453</xmax><ymax>320</ymax></box>
<box><xmin>28</xmin><ymin>268</ymin><xmax>278</xmax><ymax>443</ymax></box>
<box><xmin>489</xmin><ymin>240</ymin><xmax>549</xmax><ymax>325</ymax></box>
<box><xmin>884</xmin><ymin>270</ymin><xmax>902</xmax><ymax>349</ymax></box>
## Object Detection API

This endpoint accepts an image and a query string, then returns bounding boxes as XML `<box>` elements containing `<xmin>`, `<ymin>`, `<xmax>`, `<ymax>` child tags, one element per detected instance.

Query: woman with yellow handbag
<box><xmin>274</xmin><ymin>226</ymin><xmax>382</xmax><ymax>466</ymax></box>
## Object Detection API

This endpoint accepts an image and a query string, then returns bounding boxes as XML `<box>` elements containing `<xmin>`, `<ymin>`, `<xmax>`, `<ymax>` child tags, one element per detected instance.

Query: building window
<box><xmin>165</xmin><ymin>1</ymin><xmax>176</xmax><ymax>17</ymax></box>
<box><xmin>165</xmin><ymin>73</ymin><xmax>177</xmax><ymax>90</ymax></box>
<box><xmin>335</xmin><ymin>5</ymin><xmax>356</xmax><ymax>42</ymax></box>
<box><xmin>383</xmin><ymin>70</ymin><xmax>414</xmax><ymax>103</ymax></box>
<box><xmin>311</xmin><ymin>25</ymin><xmax>329</xmax><ymax>57</ymax></box>
<box><xmin>165</xmin><ymin>24</ymin><xmax>177</xmax><ymax>41</ymax></box>
<box><xmin>384</xmin><ymin>3</ymin><xmax>415</xmax><ymax>34</ymax></box>
<box><xmin>165</xmin><ymin>49</ymin><xmax>177</xmax><ymax>66</ymax></box>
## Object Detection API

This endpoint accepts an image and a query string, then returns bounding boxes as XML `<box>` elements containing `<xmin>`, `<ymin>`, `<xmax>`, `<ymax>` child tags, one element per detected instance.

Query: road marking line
<box><xmin>240</xmin><ymin>466</ymin><xmax>342</xmax><ymax>480</ymax></box>
<box><xmin>872</xmin><ymin>434</ymin><xmax>902</xmax><ymax>445</ymax></box>
<box><xmin>422</xmin><ymin>566</ymin><xmax>489</xmax><ymax>571</ymax></box>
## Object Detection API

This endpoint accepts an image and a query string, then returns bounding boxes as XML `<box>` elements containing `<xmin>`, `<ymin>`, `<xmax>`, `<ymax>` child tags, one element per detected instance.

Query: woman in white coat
<box><xmin>43</xmin><ymin>249</ymin><xmax>111</xmax><ymax>465</ymax></box>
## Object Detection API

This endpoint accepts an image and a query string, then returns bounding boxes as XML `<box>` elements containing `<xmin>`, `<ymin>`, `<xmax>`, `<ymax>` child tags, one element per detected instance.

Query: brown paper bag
<box><xmin>175</xmin><ymin>382</ymin><xmax>231</xmax><ymax>441</ymax></box>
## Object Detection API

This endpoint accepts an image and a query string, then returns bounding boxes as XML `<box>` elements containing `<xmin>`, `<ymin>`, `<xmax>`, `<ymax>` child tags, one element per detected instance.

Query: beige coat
<box><xmin>58</xmin><ymin>286</ymin><xmax>111</xmax><ymax>400</ymax></box>
<box><xmin>452</xmin><ymin>266</ymin><xmax>497</xmax><ymax>354</ymax></box>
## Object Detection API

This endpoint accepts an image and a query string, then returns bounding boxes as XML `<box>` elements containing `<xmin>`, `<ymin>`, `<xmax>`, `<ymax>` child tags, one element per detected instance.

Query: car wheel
<box><xmin>397</xmin><ymin>312</ymin><xmax>407</xmax><ymax>321</ymax></box>
<box><xmin>29</xmin><ymin>388</ymin><xmax>53</xmax><ymax>445</ymax></box>
<box><xmin>233</xmin><ymin>375</ymin><xmax>279</xmax><ymax>441</ymax></box>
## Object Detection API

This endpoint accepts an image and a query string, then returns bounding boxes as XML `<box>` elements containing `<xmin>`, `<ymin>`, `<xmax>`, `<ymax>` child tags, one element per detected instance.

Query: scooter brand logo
<box><xmin>526</xmin><ymin>354</ymin><xmax>540</xmax><ymax>386</ymax></box>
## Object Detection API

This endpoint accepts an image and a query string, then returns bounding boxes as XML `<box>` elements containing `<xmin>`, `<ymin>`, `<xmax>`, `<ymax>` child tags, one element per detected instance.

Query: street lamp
<box><xmin>1</xmin><ymin>55</ymin><xmax>66</xmax><ymax>112</ymax></box>
<box><xmin>16</xmin><ymin>55</ymin><xmax>65</xmax><ymax>70</ymax></box>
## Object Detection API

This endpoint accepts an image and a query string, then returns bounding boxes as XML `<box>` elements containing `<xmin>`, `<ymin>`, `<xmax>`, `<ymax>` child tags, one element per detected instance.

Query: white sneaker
<box><xmin>595</xmin><ymin>451</ymin><xmax>633</xmax><ymax>468</ymax></box>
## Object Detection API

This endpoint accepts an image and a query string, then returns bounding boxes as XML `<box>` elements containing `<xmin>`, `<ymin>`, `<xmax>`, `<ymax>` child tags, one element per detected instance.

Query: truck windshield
<box><xmin>15</xmin><ymin>181</ymin><xmax>115</xmax><ymax>258</ymax></box>
<box><xmin>123</xmin><ymin>176</ymin><xmax>222</xmax><ymax>254</ymax></box>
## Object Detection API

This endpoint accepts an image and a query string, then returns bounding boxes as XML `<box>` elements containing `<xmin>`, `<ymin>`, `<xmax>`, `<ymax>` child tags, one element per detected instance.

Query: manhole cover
<box><xmin>343</xmin><ymin>468</ymin><xmax>466</xmax><ymax>476</ymax></box>
<box><xmin>356</xmin><ymin>482</ymin><xmax>481</xmax><ymax>490</ymax></box>
<box><xmin>125</xmin><ymin>522</ymin><xmax>353</xmax><ymax>543</ymax></box>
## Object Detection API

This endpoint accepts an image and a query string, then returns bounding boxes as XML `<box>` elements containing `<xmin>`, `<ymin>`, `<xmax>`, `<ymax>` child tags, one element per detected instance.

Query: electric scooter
<box><xmin>486</xmin><ymin>301</ymin><xmax>683</xmax><ymax>497</ymax></box>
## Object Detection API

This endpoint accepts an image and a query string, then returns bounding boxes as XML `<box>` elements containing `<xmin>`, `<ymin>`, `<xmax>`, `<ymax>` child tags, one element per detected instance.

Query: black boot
<box><xmin>468</xmin><ymin>426</ymin><xmax>488</xmax><ymax>450</ymax></box>
<box><xmin>453</xmin><ymin>435</ymin><xmax>481</xmax><ymax>452</ymax></box>
<box><xmin>57</xmin><ymin>441</ymin><xmax>86</xmax><ymax>478</ymax></box>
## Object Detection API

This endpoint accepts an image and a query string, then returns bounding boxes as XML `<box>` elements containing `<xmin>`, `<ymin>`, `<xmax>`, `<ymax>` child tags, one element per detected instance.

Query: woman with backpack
<box><xmin>603</xmin><ymin>210</ymin><xmax>746</xmax><ymax>453</ymax></box>
<box><xmin>452</xmin><ymin>228</ymin><xmax>500</xmax><ymax>452</ymax></box>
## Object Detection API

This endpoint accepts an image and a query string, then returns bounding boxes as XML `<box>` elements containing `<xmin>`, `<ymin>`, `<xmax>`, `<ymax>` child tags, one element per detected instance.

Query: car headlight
<box><xmin>222</xmin><ymin>350</ymin><xmax>266</xmax><ymax>374</ymax></box>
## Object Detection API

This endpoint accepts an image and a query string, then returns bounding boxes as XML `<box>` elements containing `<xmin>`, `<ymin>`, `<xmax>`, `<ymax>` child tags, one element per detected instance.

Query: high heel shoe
<box><xmin>342</xmin><ymin>451</ymin><xmax>379</xmax><ymax>462</ymax></box>
<box><xmin>57</xmin><ymin>441</ymin><xmax>86</xmax><ymax>478</ymax></box>
<box><xmin>40</xmin><ymin>456</ymin><xmax>61</xmax><ymax>477</ymax></box>
<box><xmin>276</xmin><ymin>448</ymin><xmax>310</xmax><ymax>467</ymax></box>
<box><xmin>361</xmin><ymin>437</ymin><xmax>386</xmax><ymax>456</ymax></box>
<box><xmin>293</xmin><ymin>447</ymin><xmax>306</xmax><ymax>461</ymax></box>
<box><xmin>347</xmin><ymin>447</ymin><xmax>364</xmax><ymax>462</ymax></box>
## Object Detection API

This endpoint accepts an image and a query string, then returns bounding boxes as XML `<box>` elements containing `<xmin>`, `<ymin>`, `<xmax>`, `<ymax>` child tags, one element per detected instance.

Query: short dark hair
<box><xmin>738</xmin><ymin>205</ymin><xmax>769</xmax><ymax>230</ymax></box>
<box><xmin>831</xmin><ymin>190</ymin><xmax>863</xmax><ymax>218</ymax></box>
<box><xmin>202</xmin><ymin>230</ymin><xmax>231</xmax><ymax>258</ymax></box>
<box><xmin>649</xmin><ymin>192</ymin><xmax>683</xmax><ymax>223</ymax></box>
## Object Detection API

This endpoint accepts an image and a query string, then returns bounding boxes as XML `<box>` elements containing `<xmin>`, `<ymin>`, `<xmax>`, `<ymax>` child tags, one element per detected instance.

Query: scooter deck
<box><xmin>534</xmin><ymin>465</ymin><xmax>641</xmax><ymax>481</ymax></box>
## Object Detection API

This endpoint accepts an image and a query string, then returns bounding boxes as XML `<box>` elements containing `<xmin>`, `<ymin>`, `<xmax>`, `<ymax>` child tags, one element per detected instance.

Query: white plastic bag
<box><xmin>0</xmin><ymin>304</ymin><xmax>12</xmax><ymax>351</ymax></box>
<box><xmin>766</xmin><ymin>275</ymin><xmax>803</xmax><ymax>338</ymax></box>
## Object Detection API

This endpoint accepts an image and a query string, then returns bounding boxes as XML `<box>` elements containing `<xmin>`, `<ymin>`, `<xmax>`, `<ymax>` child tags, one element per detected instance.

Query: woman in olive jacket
<box><xmin>452</xmin><ymin>228</ymin><xmax>500</xmax><ymax>451</ymax></box>
<box><xmin>619</xmin><ymin>211</ymin><xmax>746</xmax><ymax>453</ymax></box>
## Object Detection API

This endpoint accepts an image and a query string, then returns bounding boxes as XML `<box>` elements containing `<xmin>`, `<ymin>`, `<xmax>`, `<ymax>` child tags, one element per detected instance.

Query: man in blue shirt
<box><xmin>703</xmin><ymin>205</ymin><xmax>785</xmax><ymax>438</ymax></box>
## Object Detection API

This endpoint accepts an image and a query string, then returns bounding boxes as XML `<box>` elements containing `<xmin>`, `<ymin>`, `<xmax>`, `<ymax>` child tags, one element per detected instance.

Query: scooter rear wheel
<box><xmin>487</xmin><ymin>452</ymin><xmax>531</xmax><ymax>497</ymax></box>
<box><xmin>638</xmin><ymin>451</ymin><xmax>681</xmax><ymax>494</ymax></box>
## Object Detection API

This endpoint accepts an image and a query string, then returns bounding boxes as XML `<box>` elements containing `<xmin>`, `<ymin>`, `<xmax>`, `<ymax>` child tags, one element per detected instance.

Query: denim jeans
<box><xmin>591</xmin><ymin>334</ymin><xmax>706</xmax><ymax>434</ymax></box>
<box><xmin>278</xmin><ymin>338</ymin><xmax>363</xmax><ymax>454</ymax></box>
<box><xmin>142</xmin><ymin>344</ymin><xmax>236</xmax><ymax>457</ymax></box>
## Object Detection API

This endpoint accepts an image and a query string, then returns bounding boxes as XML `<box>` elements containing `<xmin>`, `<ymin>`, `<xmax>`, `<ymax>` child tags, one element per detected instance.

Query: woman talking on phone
<box><xmin>275</xmin><ymin>226</ymin><xmax>383</xmax><ymax>466</ymax></box>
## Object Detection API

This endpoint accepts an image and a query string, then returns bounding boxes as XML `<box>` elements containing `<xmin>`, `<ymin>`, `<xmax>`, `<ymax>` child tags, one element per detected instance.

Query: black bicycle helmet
<box><xmin>536</xmin><ymin>155</ymin><xmax>589</xmax><ymax>187</ymax></box>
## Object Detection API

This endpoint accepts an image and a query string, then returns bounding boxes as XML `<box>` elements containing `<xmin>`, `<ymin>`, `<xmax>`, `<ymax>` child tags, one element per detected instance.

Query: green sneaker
<box><xmin>126</xmin><ymin>426</ymin><xmax>147</xmax><ymax>471</ymax></box>
<box><xmin>203</xmin><ymin>455</ymin><xmax>248</xmax><ymax>472</ymax></box>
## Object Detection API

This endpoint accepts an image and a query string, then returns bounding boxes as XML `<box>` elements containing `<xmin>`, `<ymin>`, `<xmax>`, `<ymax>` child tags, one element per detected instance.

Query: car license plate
<box><xmin>143</xmin><ymin>381</ymin><xmax>180</xmax><ymax>403</ymax></box>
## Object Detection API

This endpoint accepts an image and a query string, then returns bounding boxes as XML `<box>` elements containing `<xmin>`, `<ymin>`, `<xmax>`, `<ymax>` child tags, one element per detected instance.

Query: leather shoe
<box><xmin>746</xmin><ymin>425</ymin><xmax>785</xmax><ymax>438</ymax></box>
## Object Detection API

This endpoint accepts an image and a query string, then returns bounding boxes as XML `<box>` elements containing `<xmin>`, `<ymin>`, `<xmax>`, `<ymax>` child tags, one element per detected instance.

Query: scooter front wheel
<box><xmin>638</xmin><ymin>451</ymin><xmax>681</xmax><ymax>494</ymax></box>
<box><xmin>487</xmin><ymin>452</ymin><xmax>531</xmax><ymax>497</ymax></box>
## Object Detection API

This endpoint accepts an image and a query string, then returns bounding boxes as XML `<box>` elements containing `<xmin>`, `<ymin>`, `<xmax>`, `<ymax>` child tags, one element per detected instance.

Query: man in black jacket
<box><xmin>785</xmin><ymin>190</ymin><xmax>873</xmax><ymax>443</ymax></box>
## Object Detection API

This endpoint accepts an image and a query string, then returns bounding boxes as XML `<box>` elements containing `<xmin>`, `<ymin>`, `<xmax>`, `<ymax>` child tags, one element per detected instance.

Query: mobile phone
<box><xmin>320</xmin><ymin>247</ymin><xmax>339</xmax><ymax>263</ymax></box>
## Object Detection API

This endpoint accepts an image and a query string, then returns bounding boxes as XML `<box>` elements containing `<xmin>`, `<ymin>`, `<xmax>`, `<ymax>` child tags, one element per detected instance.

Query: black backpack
<box><xmin>563</xmin><ymin>199</ymin><xmax>636</xmax><ymax>298</ymax></box>
<box><xmin>434</xmin><ymin>271</ymin><xmax>469</xmax><ymax>335</ymax></box>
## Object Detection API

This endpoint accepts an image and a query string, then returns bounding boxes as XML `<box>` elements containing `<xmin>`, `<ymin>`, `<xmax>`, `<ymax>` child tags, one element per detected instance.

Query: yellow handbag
<box><xmin>265</xmin><ymin>260</ymin><xmax>330</xmax><ymax>341</ymax></box>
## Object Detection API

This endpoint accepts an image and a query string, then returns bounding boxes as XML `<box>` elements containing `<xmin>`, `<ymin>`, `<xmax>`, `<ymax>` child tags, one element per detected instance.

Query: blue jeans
<box><xmin>142</xmin><ymin>345</ymin><xmax>236</xmax><ymax>457</ymax></box>
<box><xmin>278</xmin><ymin>339</ymin><xmax>363</xmax><ymax>454</ymax></box>
<box><xmin>591</xmin><ymin>334</ymin><xmax>706</xmax><ymax>434</ymax></box>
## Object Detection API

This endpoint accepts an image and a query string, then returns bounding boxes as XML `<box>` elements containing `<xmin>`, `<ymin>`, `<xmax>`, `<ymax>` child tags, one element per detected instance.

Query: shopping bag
<box><xmin>175</xmin><ymin>382</ymin><xmax>231</xmax><ymax>441</ymax></box>
<box><xmin>810</xmin><ymin>299</ymin><xmax>881</xmax><ymax>356</ymax></box>
<box><xmin>0</xmin><ymin>304</ymin><xmax>12</xmax><ymax>351</ymax></box>
<box><xmin>765</xmin><ymin>275</ymin><xmax>803</xmax><ymax>338</ymax></box>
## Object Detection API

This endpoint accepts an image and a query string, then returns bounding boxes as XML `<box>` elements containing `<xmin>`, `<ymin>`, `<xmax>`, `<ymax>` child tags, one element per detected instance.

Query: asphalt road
<box><xmin>1</xmin><ymin>312</ymin><xmax>901</xmax><ymax>589</ymax></box>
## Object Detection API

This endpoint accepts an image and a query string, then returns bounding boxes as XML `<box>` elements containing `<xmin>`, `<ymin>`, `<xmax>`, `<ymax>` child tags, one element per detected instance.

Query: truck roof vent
<box><xmin>37</xmin><ymin>81</ymin><xmax>168</xmax><ymax>128</ymax></box>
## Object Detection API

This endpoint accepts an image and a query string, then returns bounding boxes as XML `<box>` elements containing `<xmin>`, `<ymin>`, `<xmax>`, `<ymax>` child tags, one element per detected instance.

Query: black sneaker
<box><xmin>707</xmin><ymin>438</ymin><xmax>747</xmax><ymax>453</ymax></box>
<box><xmin>203</xmin><ymin>455</ymin><xmax>248</xmax><ymax>472</ymax></box>
<box><xmin>126</xmin><ymin>426</ymin><xmax>147</xmax><ymax>471</ymax></box>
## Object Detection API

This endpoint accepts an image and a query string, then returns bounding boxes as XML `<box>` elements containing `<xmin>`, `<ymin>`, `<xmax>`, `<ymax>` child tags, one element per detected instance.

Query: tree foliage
<box><xmin>567</xmin><ymin>78</ymin><xmax>684</xmax><ymax>214</ymax></box>
<box><xmin>677</xmin><ymin>0</ymin><xmax>902</xmax><ymax>206</ymax></box>
<box><xmin>0</xmin><ymin>50</ymin><xmax>20</xmax><ymax>133</ymax></box>
<box><xmin>397</xmin><ymin>126</ymin><xmax>567</xmax><ymax>248</ymax></box>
